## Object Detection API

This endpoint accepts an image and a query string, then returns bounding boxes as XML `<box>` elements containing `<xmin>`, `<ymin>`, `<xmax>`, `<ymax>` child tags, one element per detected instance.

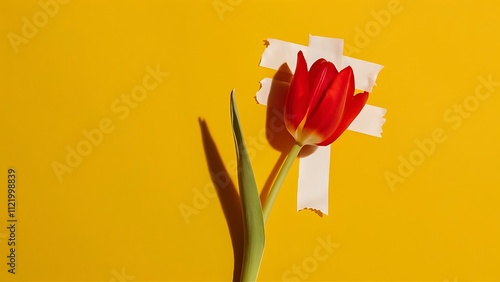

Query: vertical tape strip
<box><xmin>297</xmin><ymin>145</ymin><xmax>331</xmax><ymax>214</ymax></box>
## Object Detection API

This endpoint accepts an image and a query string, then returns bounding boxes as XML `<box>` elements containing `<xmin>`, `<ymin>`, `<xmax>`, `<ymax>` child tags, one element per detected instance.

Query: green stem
<box><xmin>262</xmin><ymin>143</ymin><xmax>302</xmax><ymax>223</ymax></box>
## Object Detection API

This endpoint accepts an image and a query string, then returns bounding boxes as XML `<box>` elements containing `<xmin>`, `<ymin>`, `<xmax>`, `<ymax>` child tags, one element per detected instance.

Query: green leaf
<box><xmin>230</xmin><ymin>90</ymin><xmax>265</xmax><ymax>282</ymax></box>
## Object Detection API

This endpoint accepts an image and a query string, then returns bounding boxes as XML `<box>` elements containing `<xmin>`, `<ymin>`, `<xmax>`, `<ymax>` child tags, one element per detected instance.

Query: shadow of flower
<box><xmin>259</xmin><ymin>63</ymin><xmax>317</xmax><ymax>205</ymax></box>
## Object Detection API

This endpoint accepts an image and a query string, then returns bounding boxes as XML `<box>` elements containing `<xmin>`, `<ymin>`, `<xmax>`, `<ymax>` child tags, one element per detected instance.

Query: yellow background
<box><xmin>1</xmin><ymin>0</ymin><xmax>500</xmax><ymax>281</ymax></box>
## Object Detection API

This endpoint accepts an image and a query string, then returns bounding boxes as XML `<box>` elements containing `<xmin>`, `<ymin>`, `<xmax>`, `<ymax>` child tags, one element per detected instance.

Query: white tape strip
<box><xmin>260</xmin><ymin>38</ymin><xmax>306</xmax><ymax>72</ymax></box>
<box><xmin>307</xmin><ymin>35</ymin><xmax>344</xmax><ymax>69</ymax></box>
<box><xmin>260</xmin><ymin>35</ymin><xmax>383</xmax><ymax>93</ymax></box>
<box><xmin>257</xmin><ymin>36</ymin><xmax>385</xmax><ymax>215</ymax></box>
<box><xmin>347</xmin><ymin>104</ymin><xmax>387</xmax><ymax>137</ymax></box>
<box><xmin>256</xmin><ymin>78</ymin><xmax>273</xmax><ymax>105</ymax></box>
<box><xmin>342</xmin><ymin>56</ymin><xmax>384</xmax><ymax>93</ymax></box>
<box><xmin>297</xmin><ymin>145</ymin><xmax>331</xmax><ymax>215</ymax></box>
<box><xmin>256</xmin><ymin>77</ymin><xmax>289</xmax><ymax>105</ymax></box>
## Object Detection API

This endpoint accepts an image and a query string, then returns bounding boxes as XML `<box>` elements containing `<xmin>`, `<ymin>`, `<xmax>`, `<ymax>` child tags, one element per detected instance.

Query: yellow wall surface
<box><xmin>1</xmin><ymin>0</ymin><xmax>500</xmax><ymax>281</ymax></box>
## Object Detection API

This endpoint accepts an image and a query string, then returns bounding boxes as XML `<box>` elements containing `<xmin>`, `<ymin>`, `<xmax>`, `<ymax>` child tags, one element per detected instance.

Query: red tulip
<box><xmin>284</xmin><ymin>51</ymin><xmax>369</xmax><ymax>146</ymax></box>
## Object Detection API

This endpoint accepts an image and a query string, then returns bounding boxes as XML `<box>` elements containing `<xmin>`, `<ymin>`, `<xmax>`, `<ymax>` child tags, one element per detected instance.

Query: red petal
<box><xmin>318</xmin><ymin>91</ymin><xmax>369</xmax><ymax>146</ymax></box>
<box><xmin>307</xmin><ymin>59</ymin><xmax>338</xmax><ymax>113</ymax></box>
<box><xmin>284</xmin><ymin>51</ymin><xmax>309</xmax><ymax>136</ymax></box>
<box><xmin>344</xmin><ymin>66</ymin><xmax>355</xmax><ymax>101</ymax></box>
<box><xmin>301</xmin><ymin>66</ymin><xmax>354</xmax><ymax>145</ymax></box>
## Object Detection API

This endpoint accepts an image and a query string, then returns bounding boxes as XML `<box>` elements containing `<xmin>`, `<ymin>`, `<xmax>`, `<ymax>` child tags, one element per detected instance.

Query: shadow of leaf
<box><xmin>199</xmin><ymin>118</ymin><xmax>244</xmax><ymax>282</ymax></box>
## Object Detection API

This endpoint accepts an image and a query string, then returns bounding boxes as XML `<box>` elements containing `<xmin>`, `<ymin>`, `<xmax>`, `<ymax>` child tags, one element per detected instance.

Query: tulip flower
<box><xmin>285</xmin><ymin>50</ymin><xmax>369</xmax><ymax>146</ymax></box>
<box><xmin>262</xmin><ymin>51</ymin><xmax>369</xmax><ymax>221</ymax></box>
